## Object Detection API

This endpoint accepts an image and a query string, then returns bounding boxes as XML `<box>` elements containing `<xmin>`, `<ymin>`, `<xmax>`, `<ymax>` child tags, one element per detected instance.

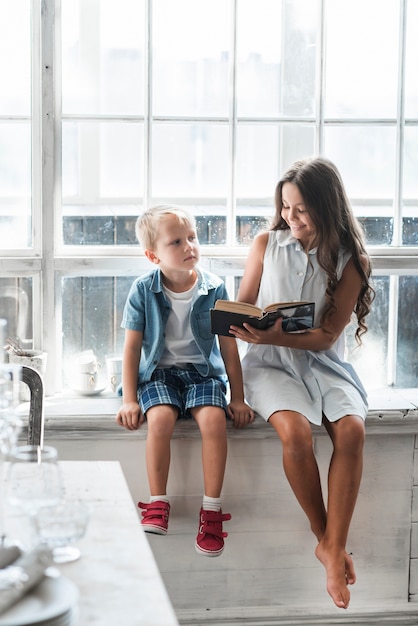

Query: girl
<box><xmin>230</xmin><ymin>157</ymin><xmax>374</xmax><ymax>609</ymax></box>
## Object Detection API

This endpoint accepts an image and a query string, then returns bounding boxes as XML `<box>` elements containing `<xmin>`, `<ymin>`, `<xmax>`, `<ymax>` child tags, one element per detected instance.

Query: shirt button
<box><xmin>297</xmin><ymin>272</ymin><xmax>304</xmax><ymax>277</ymax></box>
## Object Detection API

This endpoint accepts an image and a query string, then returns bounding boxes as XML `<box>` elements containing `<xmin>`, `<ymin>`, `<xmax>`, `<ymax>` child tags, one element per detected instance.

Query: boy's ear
<box><xmin>144</xmin><ymin>249</ymin><xmax>159</xmax><ymax>264</ymax></box>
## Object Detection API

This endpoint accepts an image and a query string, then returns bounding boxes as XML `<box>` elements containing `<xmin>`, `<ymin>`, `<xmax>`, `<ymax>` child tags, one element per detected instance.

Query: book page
<box><xmin>213</xmin><ymin>300</ymin><xmax>263</xmax><ymax>316</ymax></box>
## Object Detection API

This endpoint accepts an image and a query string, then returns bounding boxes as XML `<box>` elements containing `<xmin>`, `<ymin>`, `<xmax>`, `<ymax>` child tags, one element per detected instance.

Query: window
<box><xmin>1</xmin><ymin>0</ymin><xmax>418</xmax><ymax>394</ymax></box>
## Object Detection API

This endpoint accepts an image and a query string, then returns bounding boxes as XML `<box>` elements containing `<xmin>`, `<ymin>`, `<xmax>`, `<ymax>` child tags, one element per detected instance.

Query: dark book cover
<box><xmin>210</xmin><ymin>302</ymin><xmax>315</xmax><ymax>337</ymax></box>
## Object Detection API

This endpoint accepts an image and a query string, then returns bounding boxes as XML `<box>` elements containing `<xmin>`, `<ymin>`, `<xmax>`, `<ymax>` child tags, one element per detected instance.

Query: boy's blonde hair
<box><xmin>135</xmin><ymin>205</ymin><xmax>196</xmax><ymax>250</ymax></box>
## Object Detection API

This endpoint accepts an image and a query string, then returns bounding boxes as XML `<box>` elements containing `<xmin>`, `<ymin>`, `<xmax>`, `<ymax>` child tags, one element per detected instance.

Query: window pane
<box><xmin>405</xmin><ymin>0</ymin><xmax>418</xmax><ymax>118</ymax></box>
<box><xmin>397</xmin><ymin>276</ymin><xmax>418</xmax><ymax>386</ymax></box>
<box><xmin>153</xmin><ymin>0</ymin><xmax>230</xmax><ymax>117</ymax></box>
<box><xmin>61</xmin><ymin>276</ymin><xmax>132</xmax><ymax>389</ymax></box>
<box><xmin>0</xmin><ymin>124</ymin><xmax>31</xmax><ymax>249</ymax></box>
<box><xmin>237</xmin><ymin>0</ymin><xmax>317</xmax><ymax>117</ymax></box>
<box><xmin>330</xmin><ymin>125</ymin><xmax>397</xmax><ymax>196</ymax></box>
<box><xmin>152</xmin><ymin>123</ymin><xmax>229</xmax><ymax>197</ymax></box>
<box><xmin>62</xmin><ymin>121</ymin><xmax>144</xmax><ymax>245</ymax></box>
<box><xmin>403</xmin><ymin>126</ymin><xmax>418</xmax><ymax>245</ymax></box>
<box><xmin>0</xmin><ymin>1</ymin><xmax>31</xmax><ymax>116</ymax></box>
<box><xmin>346</xmin><ymin>276</ymin><xmax>389</xmax><ymax>389</ymax></box>
<box><xmin>324</xmin><ymin>0</ymin><xmax>399</xmax><ymax>117</ymax></box>
<box><xmin>349</xmin><ymin>275</ymin><xmax>418</xmax><ymax>389</ymax></box>
<box><xmin>235</xmin><ymin>124</ymin><xmax>314</xmax><ymax>197</ymax></box>
<box><xmin>324</xmin><ymin>126</ymin><xmax>397</xmax><ymax>245</ymax></box>
<box><xmin>62</xmin><ymin>0</ymin><xmax>145</xmax><ymax>115</ymax></box>
<box><xmin>0</xmin><ymin>279</ymin><xmax>33</xmax><ymax>349</ymax></box>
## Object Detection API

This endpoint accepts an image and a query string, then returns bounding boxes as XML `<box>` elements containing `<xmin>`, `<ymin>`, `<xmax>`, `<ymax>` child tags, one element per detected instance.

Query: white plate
<box><xmin>0</xmin><ymin>576</ymin><xmax>79</xmax><ymax>626</ymax></box>
<box><xmin>71</xmin><ymin>387</ymin><xmax>106</xmax><ymax>396</ymax></box>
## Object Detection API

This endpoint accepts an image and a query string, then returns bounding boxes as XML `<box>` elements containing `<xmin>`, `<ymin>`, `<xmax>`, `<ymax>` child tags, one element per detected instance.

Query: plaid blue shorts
<box><xmin>138</xmin><ymin>367</ymin><xmax>228</xmax><ymax>419</ymax></box>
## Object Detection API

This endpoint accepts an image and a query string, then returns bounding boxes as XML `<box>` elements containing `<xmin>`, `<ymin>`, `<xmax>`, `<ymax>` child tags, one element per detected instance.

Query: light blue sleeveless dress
<box><xmin>241</xmin><ymin>230</ymin><xmax>368</xmax><ymax>425</ymax></box>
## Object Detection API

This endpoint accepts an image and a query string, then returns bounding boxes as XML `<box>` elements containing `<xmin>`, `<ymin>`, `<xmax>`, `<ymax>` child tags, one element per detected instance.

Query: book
<box><xmin>210</xmin><ymin>299</ymin><xmax>315</xmax><ymax>337</ymax></box>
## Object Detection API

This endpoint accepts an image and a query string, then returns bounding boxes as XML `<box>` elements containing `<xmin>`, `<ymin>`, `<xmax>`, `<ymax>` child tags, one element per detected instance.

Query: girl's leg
<box><xmin>191</xmin><ymin>406</ymin><xmax>227</xmax><ymax>498</ymax></box>
<box><xmin>315</xmin><ymin>414</ymin><xmax>365</xmax><ymax>609</ymax></box>
<box><xmin>269</xmin><ymin>410</ymin><xmax>327</xmax><ymax>540</ymax></box>
<box><xmin>145</xmin><ymin>404</ymin><xmax>178</xmax><ymax>495</ymax></box>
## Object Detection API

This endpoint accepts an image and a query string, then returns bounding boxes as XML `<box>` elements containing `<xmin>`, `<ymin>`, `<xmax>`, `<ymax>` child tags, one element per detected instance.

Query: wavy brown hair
<box><xmin>272</xmin><ymin>157</ymin><xmax>374</xmax><ymax>344</ymax></box>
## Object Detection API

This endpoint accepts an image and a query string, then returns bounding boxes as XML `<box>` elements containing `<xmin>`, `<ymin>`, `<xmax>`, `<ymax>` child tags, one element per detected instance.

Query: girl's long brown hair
<box><xmin>272</xmin><ymin>157</ymin><xmax>375</xmax><ymax>344</ymax></box>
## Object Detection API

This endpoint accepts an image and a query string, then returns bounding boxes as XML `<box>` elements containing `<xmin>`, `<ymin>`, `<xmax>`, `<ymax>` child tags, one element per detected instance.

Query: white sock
<box><xmin>150</xmin><ymin>495</ymin><xmax>169</xmax><ymax>503</ymax></box>
<box><xmin>202</xmin><ymin>495</ymin><xmax>221</xmax><ymax>512</ymax></box>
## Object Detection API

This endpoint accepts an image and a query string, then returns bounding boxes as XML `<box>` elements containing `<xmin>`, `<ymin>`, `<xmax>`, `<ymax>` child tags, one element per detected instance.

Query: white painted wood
<box><xmin>19</xmin><ymin>388</ymin><xmax>418</xmax><ymax>625</ymax></box>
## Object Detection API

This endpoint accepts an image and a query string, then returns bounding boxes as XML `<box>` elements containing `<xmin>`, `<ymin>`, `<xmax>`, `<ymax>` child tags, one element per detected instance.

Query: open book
<box><xmin>210</xmin><ymin>299</ymin><xmax>315</xmax><ymax>337</ymax></box>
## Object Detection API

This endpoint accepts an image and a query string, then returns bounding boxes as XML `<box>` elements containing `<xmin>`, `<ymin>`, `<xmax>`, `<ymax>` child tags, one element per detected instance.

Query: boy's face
<box><xmin>146</xmin><ymin>214</ymin><xmax>200</xmax><ymax>272</ymax></box>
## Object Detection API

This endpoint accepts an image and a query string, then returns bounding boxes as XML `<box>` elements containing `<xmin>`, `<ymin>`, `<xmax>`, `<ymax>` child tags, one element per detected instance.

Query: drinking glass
<box><xmin>33</xmin><ymin>499</ymin><xmax>90</xmax><ymax>563</ymax></box>
<box><xmin>5</xmin><ymin>445</ymin><xmax>63</xmax><ymax>517</ymax></box>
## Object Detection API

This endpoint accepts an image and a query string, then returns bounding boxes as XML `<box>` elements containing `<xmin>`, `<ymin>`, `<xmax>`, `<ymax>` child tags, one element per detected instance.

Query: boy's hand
<box><xmin>116</xmin><ymin>402</ymin><xmax>144</xmax><ymax>430</ymax></box>
<box><xmin>227</xmin><ymin>400</ymin><xmax>255</xmax><ymax>428</ymax></box>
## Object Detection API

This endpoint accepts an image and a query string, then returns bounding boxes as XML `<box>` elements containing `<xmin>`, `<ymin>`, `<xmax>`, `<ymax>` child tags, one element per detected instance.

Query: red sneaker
<box><xmin>195</xmin><ymin>508</ymin><xmax>231</xmax><ymax>557</ymax></box>
<box><xmin>138</xmin><ymin>500</ymin><xmax>170</xmax><ymax>535</ymax></box>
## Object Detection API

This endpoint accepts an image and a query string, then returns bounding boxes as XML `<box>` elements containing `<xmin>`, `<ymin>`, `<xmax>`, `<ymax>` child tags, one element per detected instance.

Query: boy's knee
<box><xmin>193</xmin><ymin>406</ymin><xmax>227</xmax><ymax>436</ymax></box>
<box><xmin>147</xmin><ymin>405</ymin><xmax>178</xmax><ymax>437</ymax></box>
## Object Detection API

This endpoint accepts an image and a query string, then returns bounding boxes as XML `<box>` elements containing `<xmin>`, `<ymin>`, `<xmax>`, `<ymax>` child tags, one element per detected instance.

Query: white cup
<box><xmin>74</xmin><ymin>350</ymin><xmax>99</xmax><ymax>374</ymax></box>
<box><xmin>106</xmin><ymin>357</ymin><xmax>122</xmax><ymax>392</ymax></box>
<box><xmin>74</xmin><ymin>372</ymin><xmax>98</xmax><ymax>393</ymax></box>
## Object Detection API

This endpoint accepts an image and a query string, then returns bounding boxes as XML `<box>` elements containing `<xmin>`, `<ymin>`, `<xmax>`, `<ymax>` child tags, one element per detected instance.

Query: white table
<box><xmin>3</xmin><ymin>461</ymin><xmax>179</xmax><ymax>626</ymax></box>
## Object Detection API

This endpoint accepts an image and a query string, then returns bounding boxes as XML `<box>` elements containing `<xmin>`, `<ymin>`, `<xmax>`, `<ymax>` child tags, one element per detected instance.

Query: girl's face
<box><xmin>281</xmin><ymin>182</ymin><xmax>316</xmax><ymax>249</ymax></box>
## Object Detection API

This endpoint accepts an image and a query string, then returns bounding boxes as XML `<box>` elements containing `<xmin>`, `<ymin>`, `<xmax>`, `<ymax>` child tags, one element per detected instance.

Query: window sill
<box><xmin>16</xmin><ymin>387</ymin><xmax>418</xmax><ymax>441</ymax></box>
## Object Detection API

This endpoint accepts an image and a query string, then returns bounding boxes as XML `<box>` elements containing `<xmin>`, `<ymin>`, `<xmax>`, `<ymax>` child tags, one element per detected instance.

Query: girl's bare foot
<box><xmin>315</xmin><ymin>540</ymin><xmax>354</xmax><ymax>609</ymax></box>
<box><xmin>344</xmin><ymin>551</ymin><xmax>356</xmax><ymax>585</ymax></box>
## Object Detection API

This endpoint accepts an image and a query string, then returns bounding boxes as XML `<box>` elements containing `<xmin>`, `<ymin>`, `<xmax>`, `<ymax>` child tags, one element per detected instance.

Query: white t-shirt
<box><xmin>158</xmin><ymin>281</ymin><xmax>206</xmax><ymax>368</ymax></box>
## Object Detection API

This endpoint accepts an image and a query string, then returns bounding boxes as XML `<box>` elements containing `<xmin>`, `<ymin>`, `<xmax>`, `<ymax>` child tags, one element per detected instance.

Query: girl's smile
<box><xmin>281</xmin><ymin>182</ymin><xmax>315</xmax><ymax>249</ymax></box>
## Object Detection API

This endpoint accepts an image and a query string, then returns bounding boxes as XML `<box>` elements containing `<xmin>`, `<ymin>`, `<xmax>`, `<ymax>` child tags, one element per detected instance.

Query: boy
<box><xmin>116</xmin><ymin>205</ymin><xmax>254</xmax><ymax>556</ymax></box>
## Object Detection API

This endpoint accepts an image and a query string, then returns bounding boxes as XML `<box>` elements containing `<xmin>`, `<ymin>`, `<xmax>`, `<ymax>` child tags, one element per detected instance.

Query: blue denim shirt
<box><xmin>121</xmin><ymin>267</ymin><xmax>229</xmax><ymax>383</ymax></box>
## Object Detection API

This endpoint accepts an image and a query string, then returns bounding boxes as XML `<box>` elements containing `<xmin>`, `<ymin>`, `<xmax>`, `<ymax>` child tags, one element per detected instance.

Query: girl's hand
<box><xmin>227</xmin><ymin>400</ymin><xmax>255</xmax><ymax>428</ymax></box>
<box><xmin>229</xmin><ymin>317</ymin><xmax>285</xmax><ymax>345</ymax></box>
<box><xmin>116</xmin><ymin>401</ymin><xmax>145</xmax><ymax>430</ymax></box>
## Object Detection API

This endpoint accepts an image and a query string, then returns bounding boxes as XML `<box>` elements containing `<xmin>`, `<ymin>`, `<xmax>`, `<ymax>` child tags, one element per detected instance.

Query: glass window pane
<box><xmin>403</xmin><ymin>126</ymin><xmax>418</xmax><ymax>245</ymax></box>
<box><xmin>237</xmin><ymin>0</ymin><xmax>317</xmax><ymax>117</ymax></box>
<box><xmin>403</xmin><ymin>126</ymin><xmax>418</xmax><ymax>198</ymax></box>
<box><xmin>62</xmin><ymin>121</ymin><xmax>144</xmax><ymax>245</ymax></box>
<box><xmin>405</xmin><ymin>0</ymin><xmax>418</xmax><ymax>118</ymax></box>
<box><xmin>61</xmin><ymin>276</ymin><xmax>132</xmax><ymax>390</ymax></box>
<box><xmin>152</xmin><ymin>123</ymin><xmax>229</xmax><ymax>197</ymax></box>
<box><xmin>0</xmin><ymin>1</ymin><xmax>31</xmax><ymax>116</ymax></box>
<box><xmin>324</xmin><ymin>0</ymin><xmax>399</xmax><ymax>117</ymax></box>
<box><xmin>153</xmin><ymin>0</ymin><xmax>230</xmax><ymax>117</ymax></box>
<box><xmin>324</xmin><ymin>125</ymin><xmax>396</xmax><ymax>203</ymax></box>
<box><xmin>324</xmin><ymin>126</ymin><xmax>397</xmax><ymax>246</ymax></box>
<box><xmin>0</xmin><ymin>123</ymin><xmax>32</xmax><ymax>249</ymax></box>
<box><xmin>397</xmin><ymin>276</ymin><xmax>418</xmax><ymax>386</ymax></box>
<box><xmin>235</xmin><ymin>124</ymin><xmax>315</xmax><ymax>197</ymax></box>
<box><xmin>0</xmin><ymin>278</ymin><xmax>33</xmax><ymax>349</ymax></box>
<box><xmin>346</xmin><ymin>276</ymin><xmax>389</xmax><ymax>389</ymax></box>
<box><xmin>62</xmin><ymin>0</ymin><xmax>145</xmax><ymax>115</ymax></box>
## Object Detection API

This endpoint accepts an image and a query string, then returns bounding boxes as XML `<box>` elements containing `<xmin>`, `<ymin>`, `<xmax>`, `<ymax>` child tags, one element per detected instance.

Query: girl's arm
<box><xmin>230</xmin><ymin>256</ymin><xmax>367</xmax><ymax>352</ymax></box>
<box><xmin>237</xmin><ymin>231</ymin><xmax>269</xmax><ymax>305</ymax></box>
<box><xmin>116</xmin><ymin>329</ymin><xmax>144</xmax><ymax>430</ymax></box>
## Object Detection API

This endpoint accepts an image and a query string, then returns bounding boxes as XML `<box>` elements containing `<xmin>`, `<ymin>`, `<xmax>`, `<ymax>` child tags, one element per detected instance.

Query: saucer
<box><xmin>0</xmin><ymin>575</ymin><xmax>79</xmax><ymax>626</ymax></box>
<box><xmin>71</xmin><ymin>387</ymin><xmax>106</xmax><ymax>397</ymax></box>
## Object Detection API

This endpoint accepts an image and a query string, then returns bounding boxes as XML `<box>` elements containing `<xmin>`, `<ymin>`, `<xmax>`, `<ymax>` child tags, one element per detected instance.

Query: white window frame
<box><xmin>1</xmin><ymin>0</ymin><xmax>418</xmax><ymax>395</ymax></box>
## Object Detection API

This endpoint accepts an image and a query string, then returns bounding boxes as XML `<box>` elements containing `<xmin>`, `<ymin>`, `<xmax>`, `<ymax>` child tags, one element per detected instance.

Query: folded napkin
<box><xmin>0</xmin><ymin>545</ymin><xmax>22</xmax><ymax>570</ymax></box>
<box><xmin>0</xmin><ymin>545</ymin><xmax>53</xmax><ymax>615</ymax></box>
